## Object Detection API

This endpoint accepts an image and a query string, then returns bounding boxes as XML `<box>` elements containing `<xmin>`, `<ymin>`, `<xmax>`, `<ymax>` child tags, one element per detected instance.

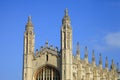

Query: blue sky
<box><xmin>0</xmin><ymin>0</ymin><xmax>120</xmax><ymax>80</ymax></box>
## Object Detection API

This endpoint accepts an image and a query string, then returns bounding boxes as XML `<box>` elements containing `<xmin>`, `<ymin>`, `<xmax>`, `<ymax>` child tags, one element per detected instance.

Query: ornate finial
<box><xmin>45</xmin><ymin>41</ymin><xmax>48</xmax><ymax>47</ymax></box>
<box><xmin>99</xmin><ymin>53</ymin><xmax>102</xmax><ymax>65</ymax></box>
<box><xmin>76</xmin><ymin>42</ymin><xmax>80</xmax><ymax>55</ymax></box>
<box><xmin>62</xmin><ymin>8</ymin><xmax>70</xmax><ymax>24</ymax></box>
<box><xmin>105</xmin><ymin>56</ymin><xmax>108</xmax><ymax>68</ymax></box>
<box><xmin>112</xmin><ymin>59</ymin><xmax>114</xmax><ymax>65</ymax></box>
<box><xmin>28</xmin><ymin>16</ymin><xmax>32</xmax><ymax>22</ymax></box>
<box><xmin>76</xmin><ymin>42</ymin><xmax>80</xmax><ymax>60</ymax></box>
<box><xmin>65</xmin><ymin>8</ymin><xmax>68</xmax><ymax>16</ymax></box>
<box><xmin>92</xmin><ymin>50</ymin><xmax>95</xmax><ymax>61</ymax></box>
<box><xmin>85</xmin><ymin>46</ymin><xmax>88</xmax><ymax>58</ymax></box>
<box><xmin>35</xmin><ymin>49</ymin><xmax>39</xmax><ymax>55</ymax></box>
<box><xmin>25</xmin><ymin>15</ymin><xmax>33</xmax><ymax>31</ymax></box>
<box><xmin>111</xmin><ymin>59</ymin><xmax>115</xmax><ymax>69</ymax></box>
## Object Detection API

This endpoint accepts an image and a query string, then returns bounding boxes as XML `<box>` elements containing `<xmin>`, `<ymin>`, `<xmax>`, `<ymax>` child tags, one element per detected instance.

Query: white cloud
<box><xmin>90</xmin><ymin>32</ymin><xmax>120</xmax><ymax>53</ymax></box>
<box><xmin>105</xmin><ymin>32</ymin><xmax>120</xmax><ymax>48</ymax></box>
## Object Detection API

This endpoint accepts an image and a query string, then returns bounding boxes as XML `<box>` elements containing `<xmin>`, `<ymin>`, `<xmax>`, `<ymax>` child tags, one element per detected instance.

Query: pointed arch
<box><xmin>33</xmin><ymin>64</ymin><xmax>60</xmax><ymax>80</ymax></box>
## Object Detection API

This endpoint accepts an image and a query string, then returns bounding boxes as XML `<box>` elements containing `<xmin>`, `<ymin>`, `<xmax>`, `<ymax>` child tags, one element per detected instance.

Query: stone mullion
<box><xmin>42</xmin><ymin>70</ymin><xmax>43</xmax><ymax>80</ymax></box>
<box><xmin>46</xmin><ymin>68</ymin><xmax>47</xmax><ymax>80</ymax></box>
<box><xmin>39</xmin><ymin>73</ymin><xmax>40</xmax><ymax>80</ymax></box>
<box><xmin>52</xmin><ymin>69</ymin><xmax>53</xmax><ymax>80</ymax></box>
<box><xmin>43</xmin><ymin>69</ymin><xmax>45</xmax><ymax>80</ymax></box>
<box><xmin>37</xmin><ymin>73</ymin><xmax>39</xmax><ymax>80</ymax></box>
<box><xmin>38</xmin><ymin>73</ymin><xmax>40</xmax><ymax>80</ymax></box>
<box><xmin>49</xmin><ymin>69</ymin><xmax>50</xmax><ymax>80</ymax></box>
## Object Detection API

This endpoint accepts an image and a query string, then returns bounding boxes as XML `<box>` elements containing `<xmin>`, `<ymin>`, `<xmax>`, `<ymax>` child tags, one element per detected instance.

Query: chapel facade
<box><xmin>22</xmin><ymin>9</ymin><xmax>118</xmax><ymax>80</ymax></box>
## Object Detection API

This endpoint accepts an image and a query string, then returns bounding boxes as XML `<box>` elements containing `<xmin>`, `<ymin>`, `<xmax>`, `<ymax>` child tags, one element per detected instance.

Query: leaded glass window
<box><xmin>36</xmin><ymin>66</ymin><xmax>60</xmax><ymax>80</ymax></box>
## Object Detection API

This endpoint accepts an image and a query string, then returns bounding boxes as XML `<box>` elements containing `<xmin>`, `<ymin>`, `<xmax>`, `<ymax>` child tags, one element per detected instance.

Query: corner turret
<box><xmin>61</xmin><ymin>8</ymin><xmax>73</xmax><ymax>80</ymax></box>
<box><xmin>23</xmin><ymin>16</ymin><xmax>35</xmax><ymax>80</ymax></box>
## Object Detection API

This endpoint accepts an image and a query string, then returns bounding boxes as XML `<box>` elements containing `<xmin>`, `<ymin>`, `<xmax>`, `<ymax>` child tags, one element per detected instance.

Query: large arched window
<box><xmin>36</xmin><ymin>66</ymin><xmax>60</xmax><ymax>80</ymax></box>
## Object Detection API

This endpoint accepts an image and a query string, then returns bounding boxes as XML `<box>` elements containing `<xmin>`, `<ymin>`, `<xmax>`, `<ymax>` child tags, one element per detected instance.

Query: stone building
<box><xmin>22</xmin><ymin>9</ymin><xmax>118</xmax><ymax>80</ymax></box>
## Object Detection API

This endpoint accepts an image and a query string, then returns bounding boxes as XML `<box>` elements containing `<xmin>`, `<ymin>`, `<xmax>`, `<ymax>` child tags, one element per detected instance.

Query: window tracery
<box><xmin>36</xmin><ymin>66</ymin><xmax>60</xmax><ymax>80</ymax></box>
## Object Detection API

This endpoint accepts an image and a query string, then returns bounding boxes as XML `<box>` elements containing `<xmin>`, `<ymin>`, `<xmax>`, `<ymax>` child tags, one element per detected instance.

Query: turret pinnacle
<box><xmin>112</xmin><ymin>59</ymin><xmax>114</xmax><ymax>65</ymax></box>
<box><xmin>76</xmin><ymin>42</ymin><xmax>80</xmax><ymax>60</ymax></box>
<box><xmin>111</xmin><ymin>59</ymin><xmax>115</xmax><ymax>70</ymax></box>
<box><xmin>62</xmin><ymin>8</ymin><xmax>70</xmax><ymax>24</ymax></box>
<box><xmin>65</xmin><ymin>8</ymin><xmax>68</xmax><ymax>16</ymax></box>
<box><xmin>28</xmin><ymin>16</ymin><xmax>32</xmax><ymax>22</ymax></box>
<box><xmin>25</xmin><ymin>16</ymin><xmax>34</xmax><ymax>31</ymax></box>
<box><xmin>76</xmin><ymin>42</ymin><xmax>80</xmax><ymax>55</ymax></box>
<box><xmin>99</xmin><ymin>53</ymin><xmax>102</xmax><ymax>65</ymax></box>
<box><xmin>92</xmin><ymin>50</ymin><xmax>96</xmax><ymax>66</ymax></box>
<box><xmin>99</xmin><ymin>53</ymin><xmax>102</xmax><ymax>69</ymax></box>
<box><xmin>105</xmin><ymin>57</ymin><xmax>108</xmax><ymax>68</ymax></box>
<box><xmin>85</xmin><ymin>46</ymin><xmax>88</xmax><ymax>58</ymax></box>
<box><xmin>84</xmin><ymin>46</ymin><xmax>88</xmax><ymax>63</ymax></box>
<box><xmin>27</xmin><ymin>16</ymin><xmax>33</xmax><ymax>25</ymax></box>
<box><xmin>92</xmin><ymin>50</ymin><xmax>95</xmax><ymax>62</ymax></box>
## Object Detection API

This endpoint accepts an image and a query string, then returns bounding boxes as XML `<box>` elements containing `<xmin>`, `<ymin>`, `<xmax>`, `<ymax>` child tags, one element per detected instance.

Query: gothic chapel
<box><xmin>22</xmin><ymin>9</ymin><xmax>118</xmax><ymax>80</ymax></box>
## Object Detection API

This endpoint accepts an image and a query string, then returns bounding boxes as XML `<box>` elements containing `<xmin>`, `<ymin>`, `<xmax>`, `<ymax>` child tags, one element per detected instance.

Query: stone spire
<box><xmin>27</xmin><ymin>16</ymin><xmax>33</xmax><ymax>26</ymax></box>
<box><xmin>65</xmin><ymin>8</ymin><xmax>68</xmax><ymax>16</ymax></box>
<box><xmin>85</xmin><ymin>46</ymin><xmax>88</xmax><ymax>58</ymax></box>
<box><xmin>45</xmin><ymin>41</ymin><xmax>48</xmax><ymax>47</ymax></box>
<box><xmin>92</xmin><ymin>50</ymin><xmax>95</xmax><ymax>61</ymax></box>
<box><xmin>62</xmin><ymin>8</ymin><xmax>71</xmax><ymax>25</ymax></box>
<box><xmin>24</xmin><ymin>16</ymin><xmax>34</xmax><ymax>55</ymax></box>
<box><xmin>76</xmin><ymin>42</ymin><xmax>80</xmax><ymax>60</ymax></box>
<box><xmin>28</xmin><ymin>16</ymin><xmax>31</xmax><ymax>22</ymax></box>
<box><xmin>111</xmin><ymin>59</ymin><xmax>115</xmax><ymax>70</ymax></box>
<box><xmin>76</xmin><ymin>42</ymin><xmax>80</xmax><ymax>55</ymax></box>
<box><xmin>105</xmin><ymin>57</ymin><xmax>108</xmax><ymax>71</ymax></box>
<box><xmin>25</xmin><ymin>16</ymin><xmax>33</xmax><ymax>31</ymax></box>
<box><xmin>92</xmin><ymin>50</ymin><xmax>95</xmax><ymax>66</ymax></box>
<box><xmin>84</xmin><ymin>46</ymin><xmax>88</xmax><ymax>63</ymax></box>
<box><xmin>99</xmin><ymin>53</ymin><xmax>102</xmax><ymax>64</ymax></box>
<box><xmin>99</xmin><ymin>53</ymin><xmax>102</xmax><ymax>69</ymax></box>
<box><xmin>105</xmin><ymin>56</ymin><xmax>108</xmax><ymax>68</ymax></box>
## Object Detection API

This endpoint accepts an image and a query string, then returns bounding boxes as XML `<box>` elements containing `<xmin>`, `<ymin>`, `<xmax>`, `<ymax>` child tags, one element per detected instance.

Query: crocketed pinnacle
<box><xmin>99</xmin><ymin>53</ymin><xmax>102</xmax><ymax>65</ymax></box>
<box><xmin>26</xmin><ymin>16</ymin><xmax>33</xmax><ymax>28</ymax></box>
<box><xmin>62</xmin><ymin>8</ymin><xmax>70</xmax><ymax>24</ymax></box>
<box><xmin>65</xmin><ymin>8</ymin><xmax>68</xmax><ymax>16</ymax></box>
<box><xmin>105</xmin><ymin>57</ymin><xmax>108</xmax><ymax>68</ymax></box>
<box><xmin>111</xmin><ymin>59</ymin><xmax>115</xmax><ymax>70</ymax></box>
<box><xmin>28</xmin><ymin>16</ymin><xmax>31</xmax><ymax>22</ymax></box>
<box><xmin>76</xmin><ymin>42</ymin><xmax>80</xmax><ymax>55</ymax></box>
<box><xmin>25</xmin><ymin>16</ymin><xmax>34</xmax><ymax>32</ymax></box>
<box><xmin>85</xmin><ymin>46</ymin><xmax>88</xmax><ymax>58</ymax></box>
<box><xmin>92</xmin><ymin>50</ymin><xmax>95</xmax><ymax>62</ymax></box>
